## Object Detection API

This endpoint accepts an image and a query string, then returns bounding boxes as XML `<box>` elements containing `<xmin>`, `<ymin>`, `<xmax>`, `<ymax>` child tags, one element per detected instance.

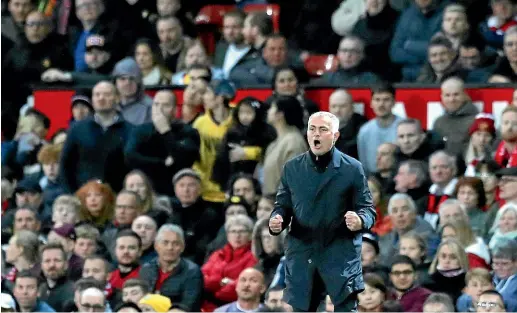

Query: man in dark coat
<box><xmin>269</xmin><ymin>111</ymin><xmax>376</xmax><ymax>312</ymax></box>
<box><xmin>124</xmin><ymin>90</ymin><xmax>200</xmax><ymax>196</ymax></box>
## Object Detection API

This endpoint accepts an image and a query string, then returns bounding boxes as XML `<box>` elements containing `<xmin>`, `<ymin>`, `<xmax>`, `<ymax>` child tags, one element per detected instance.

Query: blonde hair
<box><xmin>465</xmin><ymin>268</ymin><xmax>492</xmax><ymax>284</ymax></box>
<box><xmin>15</xmin><ymin>115</ymin><xmax>44</xmax><ymax>139</ymax></box>
<box><xmin>75</xmin><ymin>224</ymin><xmax>100</xmax><ymax>241</ymax></box>
<box><xmin>429</xmin><ymin>239</ymin><xmax>470</xmax><ymax>274</ymax></box>
<box><xmin>53</xmin><ymin>195</ymin><xmax>82</xmax><ymax>215</ymax></box>
<box><xmin>440</xmin><ymin>220</ymin><xmax>476</xmax><ymax>247</ymax></box>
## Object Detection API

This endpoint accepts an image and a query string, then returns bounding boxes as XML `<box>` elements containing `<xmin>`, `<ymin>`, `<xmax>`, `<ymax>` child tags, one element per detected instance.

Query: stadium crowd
<box><xmin>1</xmin><ymin>0</ymin><xmax>517</xmax><ymax>312</ymax></box>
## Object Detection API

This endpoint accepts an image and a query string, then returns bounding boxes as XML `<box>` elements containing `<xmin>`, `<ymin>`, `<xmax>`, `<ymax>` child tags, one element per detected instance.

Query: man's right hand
<box><xmin>41</xmin><ymin>69</ymin><xmax>70</xmax><ymax>82</ymax></box>
<box><xmin>269</xmin><ymin>215</ymin><xmax>284</xmax><ymax>233</ymax></box>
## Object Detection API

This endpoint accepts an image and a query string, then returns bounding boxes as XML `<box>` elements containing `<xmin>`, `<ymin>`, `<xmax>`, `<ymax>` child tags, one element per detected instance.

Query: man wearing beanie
<box><xmin>192</xmin><ymin>80</ymin><xmax>237</xmax><ymax>206</ymax></box>
<box><xmin>112</xmin><ymin>57</ymin><xmax>153</xmax><ymax>126</ymax></box>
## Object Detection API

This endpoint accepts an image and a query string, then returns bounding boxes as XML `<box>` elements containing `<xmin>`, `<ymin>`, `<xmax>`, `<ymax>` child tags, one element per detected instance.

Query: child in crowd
<box><xmin>456</xmin><ymin>268</ymin><xmax>494</xmax><ymax>312</ymax></box>
<box><xmin>73</xmin><ymin>224</ymin><xmax>100</xmax><ymax>259</ymax></box>
<box><xmin>52</xmin><ymin>194</ymin><xmax>81</xmax><ymax>227</ymax></box>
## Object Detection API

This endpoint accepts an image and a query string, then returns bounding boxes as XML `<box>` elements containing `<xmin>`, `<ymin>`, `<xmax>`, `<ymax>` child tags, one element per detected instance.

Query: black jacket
<box><xmin>270</xmin><ymin>149</ymin><xmax>376</xmax><ymax>310</ymax></box>
<box><xmin>139</xmin><ymin>258</ymin><xmax>204</xmax><ymax>311</ymax></box>
<box><xmin>59</xmin><ymin>115</ymin><xmax>133</xmax><ymax>193</ymax></box>
<box><xmin>169</xmin><ymin>198</ymin><xmax>222</xmax><ymax>265</ymax></box>
<box><xmin>38</xmin><ymin>276</ymin><xmax>75</xmax><ymax>312</ymax></box>
<box><xmin>334</xmin><ymin>113</ymin><xmax>368</xmax><ymax>159</ymax></box>
<box><xmin>124</xmin><ymin>120</ymin><xmax>200</xmax><ymax>195</ymax></box>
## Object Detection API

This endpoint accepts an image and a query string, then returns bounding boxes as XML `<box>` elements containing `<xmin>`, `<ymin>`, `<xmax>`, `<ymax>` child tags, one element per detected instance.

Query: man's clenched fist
<box><xmin>269</xmin><ymin>215</ymin><xmax>284</xmax><ymax>233</ymax></box>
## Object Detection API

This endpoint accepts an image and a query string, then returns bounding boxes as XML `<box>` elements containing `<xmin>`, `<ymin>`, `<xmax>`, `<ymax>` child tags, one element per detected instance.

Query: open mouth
<box><xmin>314</xmin><ymin>139</ymin><xmax>321</xmax><ymax>148</ymax></box>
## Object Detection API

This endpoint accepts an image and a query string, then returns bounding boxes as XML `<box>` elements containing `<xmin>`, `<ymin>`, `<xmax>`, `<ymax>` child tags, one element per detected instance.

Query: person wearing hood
<box><xmin>433</xmin><ymin>77</ymin><xmax>479</xmax><ymax>156</ymax></box>
<box><xmin>311</xmin><ymin>36</ymin><xmax>381</xmax><ymax>86</ymax></box>
<box><xmin>112</xmin><ymin>57</ymin><xmax>153</xmax><ymax>126</ymax></box>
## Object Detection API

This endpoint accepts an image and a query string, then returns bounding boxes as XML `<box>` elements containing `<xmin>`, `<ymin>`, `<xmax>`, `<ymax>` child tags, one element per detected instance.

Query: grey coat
<box><xmin>270</xmin><ymin>149</ymin><xmax>376</xmax><ymax>310</ymax></box>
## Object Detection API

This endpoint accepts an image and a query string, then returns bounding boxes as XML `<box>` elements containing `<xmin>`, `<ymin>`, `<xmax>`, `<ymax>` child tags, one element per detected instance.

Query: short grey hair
<box><xmin>423</xmin><ymin>292</ymin><xmax>455</xmax><ymax>312</ymax></box>
<box><xmin>492</xmin><ymin>239</ymin><xmax>517</xmax><ymax>261</ymax></box>
<box><xmin>388</xmin><ymin>193</ymin><xmax>417</xmax><ymax>215</ymax></box>
<box><xmin>308</xmin><ymin>111</ymin><xmax>340</xmax><ymax>133</ymax></box>
<box><xmin>491</xmin><ymin>203</ymin><xmax>517</xmax><ymax>233</ymax></box>
<box><xmin>155</xmin><ymin>224</ymin><xmax>185</xmax><ymax>244</ymax></box>
<box><xmin>438</xmin><ymin>199</ymin><xmax>466</xmax><ymax>215</ymax></box>
<box><xmin>224</xmin><ymin>215</ymin><xmax>254</xmax><ymax>233</ymax></box>
<box><xmin>399</xmin><ymin>160</ymin><xmax>428</xmax><ymax>187</ymax></box>
<box><xmin>13</xmin><ymin>230</ymin><xmax>40</xmax><ymax>264</ymax></box>
<box><xmin>429</xmin><ymin>150</ymin><xmax>457</xmax><ymax>176</ymax></box>
<box><xmin>80</xmin><ymin>287</ymin><xmax>106</xmax><ymax>304</ymax></box>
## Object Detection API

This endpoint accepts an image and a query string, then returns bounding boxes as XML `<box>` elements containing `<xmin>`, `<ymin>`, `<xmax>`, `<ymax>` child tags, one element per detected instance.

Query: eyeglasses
<box><xmin>81</xmin><ymin>303</ymin><xmax>105</xmax><ymax>312</ymax></box>
<box><xmin>477</xmin><ymin>301</ymin><xmax>502</xmax><ymax>309</ymax></box>
<box><xmin>390</xmin><ymin>270</ymin><xmax>414</xmax><ymax>277</ymax></box>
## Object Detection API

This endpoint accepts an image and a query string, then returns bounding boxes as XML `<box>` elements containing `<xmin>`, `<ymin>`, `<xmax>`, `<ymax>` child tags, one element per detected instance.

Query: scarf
<box><xmin>494</xmin><ymin>141</ymin><xmax>517</xmax><ymax>167</ymax></box>
<box><xmin>427</xmin><ymin>194</ymin><xmax>450</xmax><ymax>214</ymax></box>
<box><xmin>436</xmin><ymin>267</ymin><xmax>465</xmax><ymax>278</ymax></box>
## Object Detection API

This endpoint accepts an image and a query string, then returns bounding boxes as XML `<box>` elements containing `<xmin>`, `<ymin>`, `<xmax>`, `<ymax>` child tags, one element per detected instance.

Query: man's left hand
<box><xmin>345</xmin><ymin>211</ymin><xmax>362</xmax><ymax>231</ymax></box>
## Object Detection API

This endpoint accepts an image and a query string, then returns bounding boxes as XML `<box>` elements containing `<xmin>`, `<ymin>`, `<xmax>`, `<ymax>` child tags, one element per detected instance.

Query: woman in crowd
<box><xmin>262</xmin><ymin>95</ymin><xmax>307</xmax><ymax>195</ymax></box>
<box><xmin>464</xmin><ymin>114</ymin><xmax>496</xmax><ymax>176</ymax></box>
<box><xmin>399</xmin><ymin>232</ymin><xmax>432</xmax><ymax>285</ymax></box>
<box><xmin>123</xmin><ymin>170</ymin><xmax>156</xmax><ymax>213</ymax></box>
<box><xmin>440</xmin><ymin>219</ymin><xmax>491</xmax><ymax>269</ymax></box>
<box><xmin>368</xmin><ymin>176</ymin><xmax>391</xmax><ymax>236</ymax></box>
<box><xmin>488</xmin><ymin>202</ymin><xmax>517</xmax><ymax>249</ymax></box>
<box><xmin>201</xmin><ymin>215</ymin><xmax>257</xmax><ymax>312</ymax></box>
<box><xmin>75</xmin><ymin>180</ymin><xmax>115</xmax><ymax>233</ymax></box>
<box><xmin>134</xmin><ymin>38</ymin><xmax>171</xmax><ymax>86</ymax></box>
<box><xmin>251</xmin><ymin>218</ymin><xmax>285</xmax><ymax>287</ymax></box>
<box><xmin>426</xmin><ymin>239</ymin><xmax>469</xmax><ymax>302</ymax></box>
<box><xmin>357</xmin><ymin>273</ymin><xmax>387</xmax><ymax>312</ymax></box>
<box><xmin>454</xmin><ymin>176</ymin><xmax>487</xmax><ymax>236</ymax></box>
<box><xmin>171</xmin><ymin>42</ymin><xmax>224</xmax><ymax>85</ymax></box>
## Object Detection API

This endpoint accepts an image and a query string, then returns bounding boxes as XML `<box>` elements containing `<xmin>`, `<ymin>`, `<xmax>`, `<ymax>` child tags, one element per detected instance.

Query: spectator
<box><xmin>12</xmin><ymin>179</ymin><xmax>47</xmax><ymax>227</ymax></box>
<box><xmin>75</xmin><ymin>180</ymin><xmax>115</xmax><ymax>232</ymax></box>
<box><xmin>485</xmin><ymin>166</ymin><xmax>517</xmax><ymax>237</ymax></box>
<box><xmin>390</xmin><ymin>0</ymin><xmax>448</xmax><ymax>81</ymax></box>
<box><xmin>352</xmin><ymin>0</ymin><xmax>400</xmax><ymax>81</ymax></box>
<box><xmin>438</xmin><ymin>199</ymin><xmax>467</xmax><ymax>227</ymax></box>
<box><xmin>193</xmin><ymin>80</ymin><xmax>236</xmax><ymax>205</ymax></box>
<box><xmin>122</xmin><ymin>279</ymin><xmax>149</xmax><ymax>304</ymax></box>
<box><xmin>3</xmin><ymin>230</ymin><xmax>40</xmax><ymax>291</ymax></box>
<box><xmin>156</xmin><ymin>16</ymin><xmax>193</xmax><ymax>73</ymax></box>
<box><xmin>63</xmin><ymin>277</ymin><xmax>106</xmax><ymax>312</ymax></box>
<box><xmin>380</xmin><ymin>193</ymin><xmax>437</xmax><ymax>265</ymax></box>
<box><xmin>494</xmin><ymin>106</ymin><xmax>517</xmax><ymax>168</ymax></box>
<box><xmin>357</xmin><ymin>83</ymin><xmax>402</xmax><ymax>174</ymax></box>
<box><xmin>123</xmin><ymin>170</ymin><xmax>157</xmax><ymax>214</ymax></box>
<box><xmin>131</xmin><ymin>213</ymin><xmax>161</xmax><ymax>264</ymax></box>
<box><xmin>77</xmin><ymin>287</ymin><xmax>106</xmax><ymax>313</ymax></box>
<box><xmin>313</xmin><ymin>36</ymin><xmax>380</xmax><ymax>86</ymax></box>
<box><xmin>477</xmin><ymin>290</ymin><xmax>508</xmax><ymax>313</ymax></box>
<box><xmin>2</xmin><ymin>11</ymin><xmax>72</xmax><ymax>113</ymax></box>
<box><xmin>387</xmin><ymin>255</ymin><xmax>432</xmax><ymax>312</ymax></box>
<box><xmin>417</xmin><ymin>36</ymin><xmax>468</xmax><ymax>83</ymax></box>
<box><xmin>264</xmin><ymin>286</ymin><xmax>290</xmax><ymax>311</ymax></box>
<box><xmin>424</xmin><ymin>151</ymin><xmax>459</xmax><ymax>228</ymax></box>
<box><xmin>490</xmin><ymin>25</ymin><xmax>517</xmax><ymax>82</ymax></box>
<box><xmin>251</xmin><ymin>219</ymin><xmax>284</xmax><ymax>287</ymax></box>
<box><xmin>395</xmin><ymin>118</ymin><xmax>444</xmax><ymax>166</ymax></box>
<box><xmin>171</xmin><ymin>43</ymin><xmax>224</xmax><ymax>85</ymax></box>
<box><xmin>361</xmin><ymin>232</ymin><xmax>389</xmax><ymax>281</ymax></box>
<box><xmin>488</xmin><ymin>203</ymin><xmax>517</xmax><ymax>248</ymax></box>
<box><xmin>479</xmin><ymin>0</ymin><xmax>517</xmax><ymax>50</ymax></box>
<box><xmin>52</xmin><ymin>195</ymin><xmax>81</xmax><ymax>227</ymax></box>
<box><xmin>256</xmin><ymin>195</ymin><xmax>274</xmax><ymax>221</ymax></box>
<box><xmin>435</xmin><ymin>4</ymin><xmax>471</xmax><ymax>50</ymax></box>
<box><xmin>73</xmin><ymin>224</ymin><xmax>100</xmax><ymax>260</ymax></box>
<box><xmin>262</xmin><ymin>96</ymin><xmax>307</xmax><ymax>195</ymax></box>
<box><xmin>227</xmin><ymin>165</ymin><xmax>261</xmax><ymax>215</ymax></box>
<box><xmin>457</xmin><ymin>268</ymin><xmax>495</xmax><ymax>312</ymax></box>
<box><xmin>41</xmin><ymin>33</ymin><xmax>115</xmax><ymax>87</ymax></box>
<box><xmin>154</xmin><ymin>0</ymin><xmax>196</xmax><ymax>38</ymax></box>
<box><xmin>82</xmin><ymin>255</ymin><xmax>110</xmax><ymax>289</ymax></box>
<box><xmin>368</xmin><ymin>176</ymin><xmax>393</xmax><ymax>236</ymax></box>
<box><xmin>13</xmin><ymin>271</ymin><xmax>55</xmax><ymax>312</ymax></box>
<box><xmin>357</xmin><ymin>273</ymin><xmax>387</xmax><ymax>312</ymax></box>
<box><xmin>399</xmin><ymin>232</ymin><xmax>433</xmax><ymax>286</ymax></box>
<box><xmin>38</xmin><ymin>243</ymin><xmax>75</xmax><ymax>311</ymax></box>
<box><xmin>138</xmin><ymin>294</ymin><xmax>171</xmax><ymax>312</ymax></box>
<box><xmin>440</xmin><ymin>220</ymin><xmax>491</xmax><ymax>269</ymax></box>
<box><xmin>464</xmin><ymin>113</ymin><xmax>496</xmax><ymax>176</ymax></box>
<box><xmin>454</xmin><ymin>177</ymin><xmax>487</xmax><ymax>235</ymax></box>
<box><xmin>214</xmin><ymin>11</ymin><xmax>258</xmax><ymax>78</ymax></box>
<box><xmin>422</xmin><ymin>292</ymin><xmax>455</xmax><ymax>312</ymax></box>
<box><xmin>133</xmin><ymin>38</ymin><xmax>171</xmax><ymax>86</ymax></box>
<box><xmin>169</xmin><ymin>169</ymin><xmax>220</xmax><ymax>265</ymax></box>
<box><xmin>115</xmin><ymin>301</ymin><xmax>143</xmax><ymax>313</ymax></box>
<box><xmin>4</xmin><ymin>208</ymin><xmax>43</xmax><ymax>245</ymax></box>
<box><xmin>125</xmin><ymin>90</ymin><xmax>200</xmax><ymax>196</ymax></box>
<box><xmin>215</xmin><ymin>268</ymin><xmax>266</xmax><ymax>312</ymax></box>
<box><xmin>491</xmin><ymin>239</ymin><xmax>517</xmax><ymax>308</ymax></box>
<box><xmin>242</xmin><ymin>12</ymin><xmax>274</xmax><ymax>51</ymax></box>
<box><xmin>2</xmin><ymin>0</ymin><xmax>35</xmax><ymax>46</ymax></box>
<box><xmin>393</xmin><ymin>160</ymin><xmax>429</xmax><ymax>211</ymax></box>
<box><xmin>47</xmin><ymin>224</ymin><xmax>84</xmax><ymax>280</ymax></box>
<box><xmin>36</xmin><ymin>144</ymin><xmax>65</xmax><ymax>216</ymax></box>
<box><xmin>202</xmin><ymin>215</ymin><xmax>257</xmax><ymax>312</ymax></box>
<box><xmin>459</xmin><ymin>36</ymin><xmax>498</xmax><ymax>77</ymax></box>
<box><xmin>181</xmin><ymin>70</ymin><xmax>210</xmax><ymax>124</ymax></box>
<box><xmin>139</xmin><ymin>224</ymin><xmax>203</xmax><ymax>311</ymax></box>
<box><xmin>70</xmin><ymin>90</ymin><xmax>94</xmax><ymax>124</ymax></box>
<box><xmin>59</xmin><ymin>81</ymin><xmax>133</xmax><ymax>193</ymax></box>
<box><xmin>328</xmin><ymin>89</ymin><xmax>367</xmax><ymax>159</ymax></box>
<box><xmin>373</xmin><ymin>143</ymin><xmax>397</xmax><ymax>194</ymax></box>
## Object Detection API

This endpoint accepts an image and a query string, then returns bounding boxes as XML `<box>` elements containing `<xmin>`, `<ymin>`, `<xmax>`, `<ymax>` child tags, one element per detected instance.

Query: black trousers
<box><xmin>291</xmin><ymin>271</ymin><xmax>358</xmax><ymax>312</ymax></box>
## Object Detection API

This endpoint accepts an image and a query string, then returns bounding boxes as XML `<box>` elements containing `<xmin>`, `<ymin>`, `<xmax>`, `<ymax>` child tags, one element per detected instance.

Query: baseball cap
<box><xmin>214</xmin><ymin>80</ymin><xmax>237</xmax><ymax>100</ymax></box>
<box><xmin>362</xmin><ymin>232</ymin><xmax>380</xmax><ymax>254</ymax></box>
<box><xmin>14</xmin><ymin>178</ymin><xmax>42</xmax><ymax>194</ymax></box>
<box><xmin>0</xmin><ymin>293</ymin><xmax>16</xmax><ymax>310</ymax></box>
<box><xmin>52</xmin><ymin>223</ymin><xmax>76</xmax><ymax>240</ymax></box>
<box><xmin>86</xmin><ymin>34</ymin><xmax>110</xmax><ymax>51</ymax></box>
<box><xmin>172</xmin><ymin>168</ymin><xmax>201</xmax><ymax>185</ymax></box>
<box><xmin>71</xmin><ymin>89</ymin><xmax>92</xmax><ymax>110</ymax></box>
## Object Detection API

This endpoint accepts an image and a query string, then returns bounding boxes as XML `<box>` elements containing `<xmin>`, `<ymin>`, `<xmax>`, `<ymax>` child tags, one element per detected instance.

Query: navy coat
<box><xmin>270</xmin><ymin>149</ymin><xmax>376</xmax><ymax>310</ymax></box>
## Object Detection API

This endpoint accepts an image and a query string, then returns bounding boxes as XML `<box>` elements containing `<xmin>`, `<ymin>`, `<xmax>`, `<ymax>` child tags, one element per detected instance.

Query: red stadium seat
<box><xmin>195</xmin><ymin>5</ymin><xmax>237</xmax><ymax>27</ymax></box>
<box><xmin>304</xmin><ymin>54</ymin><xmax>339</xmax><ymax>77</ymax></box>
<box><xmin>243</xmin><ymin>4</ymin><xmax>280</xmax><ymax>32</ymax></box>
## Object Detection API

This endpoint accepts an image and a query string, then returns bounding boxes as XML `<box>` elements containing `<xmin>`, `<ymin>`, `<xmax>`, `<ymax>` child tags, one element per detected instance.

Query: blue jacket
<box><xmin>270</xmin><ymin>256</ymin><xmax>286</xmax><ymax>289</ymax></box>
<box><xmin>270</xmin><ymin>149</ymin><xmax>376</xmax><ymax>310</ymax></box>
<box><xmin>34</xmin><ymin>300</ymin><xmax>55</xmax><ymax>312</ymax></box>
<box><xmin>389</xmin><ymin>1</ymin><xmax>448</xmax><ymax>81</ymax></box>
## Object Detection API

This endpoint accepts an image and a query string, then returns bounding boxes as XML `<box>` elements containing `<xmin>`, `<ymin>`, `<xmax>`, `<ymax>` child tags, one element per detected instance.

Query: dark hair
<box><xmin>390</xmin><ymin>254</ymin><xmax>417</xmax><ymax>271</ymax></box>
<box><xmin>40</xmin><ymin>242</ymin><xmax>67</xmax><ymax>261</ymax></box>
<box><xmin>15</xmin><ymin>270</ymin><xmax>39</xmax><ymax>284</ymax></box>
<box><xmin>454</xmin><ymin>176</ymin><xmax>486</xmax><ymax>208</ymax></box>
<box><xmin>429</xmin><ymin>35</ymin><xmax>454</xmax><ymax>51</ymax></box>
<box><xmin>117</xmin><ymin>189</ymin><xmax>143</xmax><ymax>209</ymax></box>
<box><xmin>272</xmin><ymin>95</ymin><xmax>304</xmax><ymax>130</ymax></box>
<box><xmin>363</xmin><ymin>273</ymin><xmax>387</xmax><ymax>294</ymax></box>
<box><xmin>114</xmin><ymin>302</ymin><xmax>142</xmax><ymax>312</ymax></box>
<box><xmin>479</xmin><ymin>290</ymin><xmax>506</xmax><ymax>310</ymax></box>
<box><xmin>50</xmin><ymin>128</ymin><xmax>67</xmax><ymax>143</ymax></box>
<box><xmin>84</xmin><ymin>255</ymin><xmax>110</xmax><ymax>272</ymax></box>
<box><xmin>187</xmin><ymin>63</ymin><xmax>212</xmax><ymax>83</ymax></box>
<box><xmin>461</xmin><ymin>33</ymin><xmax>485</xmax><ymax>52</ymax></box>
<box><xmin>224</xmin><ymin>10</ymin><xmax>246</xmax><ymax>23</ymax></box>
<box><xmin>122</xmin><ymin>278</ymin><xmax>150</xmax><ymax>294</ymax></box>
<box><xmin>116</xmin><ymin>229</ymin><xmax>142</xmax><ymax>248</ymax></box>
<box><xmin>423</xmin><ymin>292</ymin><xmax>455</xmax><ymax>312</ymax></box>
<box><xmin>227</xmin><ymin>172</ymin><xmax>262</xmax><ymax>197</ymax></box>
<box><xmin>382</xmin><ymin>300</ymin><xmax>404</xmax><ymax>312</ymax></box>
<box><xmin>25</xmin><ymin>108</ymin><xmax>51</xmax><ymax>129</ymax></box>
<box><xmin>232</xmin><ymin>97</ymin><xmax>266</xmax><ymax>129</ymax></box>
<box><xmin>271</xmin><ymin>65</ymin><xmax>298</xmax><ymax>91</ymax></box>
<box><xmin>74</xmin><ymin>277</ymin><xmax>106</xmax><ymax>293</ymax></box>
<box><xmin>133</xmin><ymin>38</ymin><xmax>168</xmax><ymax>70</ymax></box>
<box><xmin>250</xmin><ymin>12</ymin><xmax>273</xmax><ymax>36</ymax></box>
<box><xmin>371</xmin><ymin>82</ymin><xmax>395</xmax><ymax>97</ymax></box>
<box><xmin>265</xmin><ymin>285</ymin><xmax>284</xmax><ymax>301</ymax></box>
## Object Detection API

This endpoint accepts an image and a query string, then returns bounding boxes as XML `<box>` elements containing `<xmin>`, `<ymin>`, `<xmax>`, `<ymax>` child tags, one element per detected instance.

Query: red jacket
<box><xmin>201</xmin><ymin>243</ymin><xmax>257</xmax><ymax>312</ymax></box>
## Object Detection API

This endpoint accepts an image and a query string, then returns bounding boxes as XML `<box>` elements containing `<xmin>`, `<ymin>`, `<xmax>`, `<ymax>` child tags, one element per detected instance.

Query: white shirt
<box><xmin>222</xmin><ymin>44</ymin><xmax>250</xmax><ymax>78</ymax></box>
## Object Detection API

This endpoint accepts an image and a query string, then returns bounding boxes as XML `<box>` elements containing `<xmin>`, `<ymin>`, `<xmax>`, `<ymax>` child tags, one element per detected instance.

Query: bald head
<box><xmin>441</xmin><ymin>77</ymin><xmax>467</xmax><ymax>113</ymax></box>
<box><xmin>153</xmin><ymin>90</ymin><xmax>177</xmax><ymax>120</ymax></box>
<box><xmin>79</xmin><ymin>287</ymin><xmax>106</xmax><ymax>312</ymax></box>
<box><xmin>236</xmin><ymin>268</ymin><xmax>266</xmax><ymax>301</ymax></box>
<box><xmin>92</xmin><ymin>81</ymin><xmax>118</xmax><ymax>113</ymax></box>
<box><xmin>441</xmin><ymin>77</ymin><xmax>465</xmax><ymax>91</ymax></box>
<box><xmin>329</xmin><ymin>89</ymin><xmax>354</xmax><ymax>123</ymax></box>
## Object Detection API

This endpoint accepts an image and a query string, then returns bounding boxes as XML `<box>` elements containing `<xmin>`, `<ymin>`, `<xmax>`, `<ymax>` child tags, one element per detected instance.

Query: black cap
<box><xmin>85</xmin><ymin>34</ymin><xmax>111</xmax><ymax>51</ymax></box>
<box><xmin>14</xmin><ymin>178</ymin><xmax>42</xmax><ymax>194</ymax></box>
<box><xmin>496</xmin><ymin>166</ymin><xmax>517</xmax><ymax>177</ymax></box>
<box><xmin>362</xmin><ymin>232</ymin><xmax>380</xmax><ymax>254</ymax></box>
<box><xmin>71</xmin><ymin>89</ymin><xmax>93</xmax><ymax>110</ymax></box>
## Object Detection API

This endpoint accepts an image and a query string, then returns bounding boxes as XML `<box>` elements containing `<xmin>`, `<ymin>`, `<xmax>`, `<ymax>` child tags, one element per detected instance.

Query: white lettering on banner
<box><xmin>492</xmin><ymin>101</ymin><xmax>510</xmax><ymax>128</ymax></box>
<box><xmin>426</xmin><ymin>101</ymin><xmax>482</xmax><ymax>130</ymax></box>
<box><xmin>353</xmin><ymin>103</ymin><xmax>365</xmax><ymax>115</ymax></box>
<box><xmin>393</xmin><ymin>102</ymin><xmax>407</xmax><ymax>118</ymax></box>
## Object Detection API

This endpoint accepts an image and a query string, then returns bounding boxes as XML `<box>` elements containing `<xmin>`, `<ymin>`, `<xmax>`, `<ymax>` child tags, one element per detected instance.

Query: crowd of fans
<box><xmin>1</xmin><ymin>0</ymin><xmax>517</xmax><ymax>312</ymax></box>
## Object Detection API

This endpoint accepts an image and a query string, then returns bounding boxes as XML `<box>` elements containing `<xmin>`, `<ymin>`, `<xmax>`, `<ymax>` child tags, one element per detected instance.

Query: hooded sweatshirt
<box><xmin>112</xmin><ymin>57</ymin><xmax>153</xmax><ymax>125</ymax></box>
